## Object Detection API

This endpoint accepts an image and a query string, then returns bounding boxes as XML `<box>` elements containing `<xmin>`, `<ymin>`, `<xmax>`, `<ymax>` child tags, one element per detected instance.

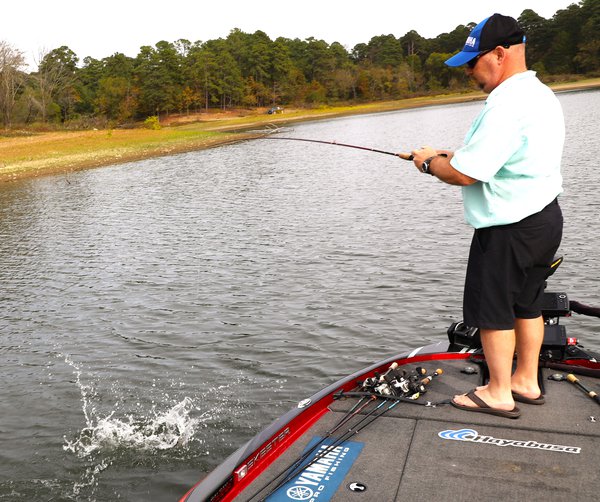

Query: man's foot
<box><xmin>451</xmin><ymin>390</ymin><xmax>521</xmax><ymax>419</ymax></box>
<box><xmin>511</xmin><ymin>390</ymin><xmax>545</xmax><ymax>405</ymax></box>
<box><xmin>476</xmin><ymin>383</ymin><xmax>544</xmax><ymax>404</ymax></box>
<box><xmin>510</xmin><ymin>376</ymin><xmax>543</xmax><ymax>404</ymax></box>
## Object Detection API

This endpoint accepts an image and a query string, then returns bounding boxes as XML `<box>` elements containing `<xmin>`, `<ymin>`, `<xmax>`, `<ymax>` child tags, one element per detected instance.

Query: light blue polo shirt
<box><xmin>451</xmin><ymin>71</ymin><xmax>564</xmax><ymax>229</ymax></box>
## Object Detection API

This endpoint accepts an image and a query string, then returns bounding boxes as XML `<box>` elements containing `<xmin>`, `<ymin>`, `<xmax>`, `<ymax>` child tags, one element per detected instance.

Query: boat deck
<box><xmin>239</xmin><ymin>359</ymin><xmax>600</xmax><ymax>501</ymax></box>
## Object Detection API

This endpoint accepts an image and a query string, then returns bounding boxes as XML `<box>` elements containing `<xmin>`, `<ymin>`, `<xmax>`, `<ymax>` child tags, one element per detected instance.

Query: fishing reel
<box><xmin>361</xmin><ymin>364</ymin><xmax>430</xmax><ymax>398</ymax></box>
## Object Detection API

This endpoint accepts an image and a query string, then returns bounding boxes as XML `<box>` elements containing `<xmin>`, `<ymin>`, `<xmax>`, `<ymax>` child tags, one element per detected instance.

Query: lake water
<box><xmin>1</xmin><ymin>89</ymin><xmax>599</xmax><ymax>501</ymax></box>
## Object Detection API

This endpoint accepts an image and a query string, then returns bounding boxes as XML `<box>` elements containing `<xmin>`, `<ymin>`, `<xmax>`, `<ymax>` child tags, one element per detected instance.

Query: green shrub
<box><xmin>143</xmin><ymin>116</ymin><xmax>161</xmax><ymax>130</ymax></box>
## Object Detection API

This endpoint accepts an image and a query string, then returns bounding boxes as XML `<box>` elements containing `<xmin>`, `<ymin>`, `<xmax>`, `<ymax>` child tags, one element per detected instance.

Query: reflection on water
<box><xmin>0</xmin><ymin>89</ymin><xmax>599</xmax><ymax>500</ymax></box>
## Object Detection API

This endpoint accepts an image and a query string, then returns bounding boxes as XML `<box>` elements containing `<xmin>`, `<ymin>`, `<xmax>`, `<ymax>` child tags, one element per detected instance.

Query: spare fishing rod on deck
<box><xmin>566</xmin><ymin>373</ymin><xmax>600</xmax><ymax>406</ymax></box>
<box><xmin>248</xmin><ymin>364</ymin><xmax>443</xmax><ymax>502</ymax></box>
<box><xmin>253</xmin><ymin>393</ymin><xmax>378</xmax><ymax>498</ymax></box>
<box><xmin>252</xmin><ymin>397</ymin><xmax>396</xmax><ymax>502</ymax></box>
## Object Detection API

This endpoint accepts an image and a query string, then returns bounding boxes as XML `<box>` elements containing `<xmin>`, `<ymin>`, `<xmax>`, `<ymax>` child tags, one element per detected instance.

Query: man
<box><xmin>410</xmin><ymin>13</ymin><xmax>564</xmax><ymax>418</ymax></box>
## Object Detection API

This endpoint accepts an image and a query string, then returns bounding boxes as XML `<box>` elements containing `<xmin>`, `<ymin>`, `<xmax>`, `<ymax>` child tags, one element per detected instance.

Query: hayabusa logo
<box><xmin>439</xmin><ymin>428</ymin><xmax>580</xmax><ymax>454</ymax></box>
<box><xmin>439</xmin><ymin>428</ymin><xmax>477</xmax><ymax>440</ymax></box>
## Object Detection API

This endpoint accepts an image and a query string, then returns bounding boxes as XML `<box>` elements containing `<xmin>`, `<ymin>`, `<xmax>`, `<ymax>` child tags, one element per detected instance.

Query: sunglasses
<box><xmin>467</xmin><ymin>44</ymin><xmax>512</xmax><ymax>69</ymax></box>
<box><xmin>467</xmin><ymin>49</ymin><xmax>494</xmax><ymax>69</ymax></box>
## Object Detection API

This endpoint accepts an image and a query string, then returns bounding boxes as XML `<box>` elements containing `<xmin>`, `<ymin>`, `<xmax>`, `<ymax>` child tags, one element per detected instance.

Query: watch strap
<box><xmin>421</xmin><ymin>156</ymin><xmax>436</xmax><ymax>175</ymax></box>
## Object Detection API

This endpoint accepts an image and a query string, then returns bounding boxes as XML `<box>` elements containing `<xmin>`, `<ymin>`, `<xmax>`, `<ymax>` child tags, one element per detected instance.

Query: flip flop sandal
<box><xmin>451</xmin><ymin>389</ymin><xmax>521</xmax><ymax>419</ymax></box>
<box><xmin>512</xmin><ymin>391</ymin><xmax>545</xmax><ymax>405</ymax></box>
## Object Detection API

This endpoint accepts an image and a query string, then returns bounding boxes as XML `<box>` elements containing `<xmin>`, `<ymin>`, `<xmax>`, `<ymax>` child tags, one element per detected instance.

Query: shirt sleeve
<box><xmin>451</xmin><ymin>103</ymin><xmax>525</xmax><ymax>182</ymax></box>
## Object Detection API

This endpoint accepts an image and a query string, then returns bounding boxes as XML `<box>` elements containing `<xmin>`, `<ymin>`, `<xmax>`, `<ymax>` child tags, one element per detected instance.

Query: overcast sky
<box><xmin>6</xmin><ymin>0</ymin><xmax>578</xmax><ymax>69</ymax></box>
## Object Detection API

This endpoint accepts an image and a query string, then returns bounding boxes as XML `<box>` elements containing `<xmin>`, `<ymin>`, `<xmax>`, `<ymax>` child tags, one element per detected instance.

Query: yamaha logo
<box><xmin>286</xmin><ymin>485</ymin><xmax>313</xmax><ymax>500</ymax></box>
<box><xmin>280</xmin><ymin>438</ymin><xmax>364</xmax><ymax>501</ymax></box>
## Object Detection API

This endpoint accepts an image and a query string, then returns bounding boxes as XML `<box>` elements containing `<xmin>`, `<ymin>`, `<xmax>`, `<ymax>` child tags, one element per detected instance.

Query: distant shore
<box><xmin>2</xmin><ymin>77</ymin><xmax>599</xmax><ymax>184</ymax></box>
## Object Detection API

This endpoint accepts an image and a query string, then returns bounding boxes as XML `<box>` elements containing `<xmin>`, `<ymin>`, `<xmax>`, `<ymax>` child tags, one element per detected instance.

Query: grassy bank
<box><xmin>2</xmin><ymin>77</ymin><xmax>599</xmax><ymax>183</ymax></box>
<box><xmin>0</xmin><ymin>127</ymin><xmax>258</xmax><ymax>183</ymax></box>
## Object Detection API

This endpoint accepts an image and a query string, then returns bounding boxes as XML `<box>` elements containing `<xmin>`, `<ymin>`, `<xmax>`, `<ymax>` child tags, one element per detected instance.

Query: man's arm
<box><xmin>411</xmin><ymin>147</ymin><xmax>478</xmax><ymax>186</ymax></box>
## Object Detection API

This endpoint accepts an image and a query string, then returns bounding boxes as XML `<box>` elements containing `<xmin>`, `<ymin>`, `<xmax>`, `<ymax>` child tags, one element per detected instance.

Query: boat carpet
<box><xmin>239</xmin><ymin>359</ymin><xmax>600</xmax><ymax>501</ymax></box>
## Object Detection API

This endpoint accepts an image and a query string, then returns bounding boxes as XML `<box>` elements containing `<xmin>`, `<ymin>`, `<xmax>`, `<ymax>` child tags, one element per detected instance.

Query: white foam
<box><xmin>65</xmin><ymin>397</ymin><xmax>199</xmax><ymax>457</ymax></box>
<box><xmin>61</xmin><ymin>354</ymin><xmax>200</xmax><ymax>458</ymax></box>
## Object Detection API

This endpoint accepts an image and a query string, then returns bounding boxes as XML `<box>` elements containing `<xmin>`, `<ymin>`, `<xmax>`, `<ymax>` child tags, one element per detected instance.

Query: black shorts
<box><xmin>463</xmin><ymin>199</ymin><xmax>563</xmax><ymax>330</ymax></box>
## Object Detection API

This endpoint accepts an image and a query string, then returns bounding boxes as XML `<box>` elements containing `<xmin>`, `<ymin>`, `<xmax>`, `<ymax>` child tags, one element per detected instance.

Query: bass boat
<box><xmin>180</xmin><ymin>258</ymin><xmax>600</xmax><ymax>501</ymax></box>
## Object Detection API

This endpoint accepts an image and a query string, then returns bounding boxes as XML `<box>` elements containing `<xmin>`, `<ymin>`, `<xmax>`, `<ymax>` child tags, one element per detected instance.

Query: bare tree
<box><xmin>0</xmin><ymin>41</ymin><xmax>26</xmax><ymax>128</ymax></box>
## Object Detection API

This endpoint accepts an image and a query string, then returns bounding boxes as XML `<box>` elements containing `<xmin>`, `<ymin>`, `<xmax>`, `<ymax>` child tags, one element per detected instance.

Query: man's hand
<box><xmin>411</xmin><ymin>146</ymin><xmax>438</xmax><ymax>172</ymax></box>
<box><xmin>409</xmin><ymin>147</ymin><xmax>476</xmax><ymax>185</ymax></box>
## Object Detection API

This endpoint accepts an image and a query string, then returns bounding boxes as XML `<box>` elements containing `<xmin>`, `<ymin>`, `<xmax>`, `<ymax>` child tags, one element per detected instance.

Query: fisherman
<box><xmin>410</xmin><ymin>13</ymin><xmax>564</xmax><ymax>418</ymax></box>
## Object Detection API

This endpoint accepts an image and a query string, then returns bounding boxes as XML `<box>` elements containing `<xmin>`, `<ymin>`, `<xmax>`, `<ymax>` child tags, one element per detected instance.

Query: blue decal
<box><xmin>267</xmin><ymin>436</ymin><xmax>364</xmax><ymax>502</ymax></box>
<box><xmin>438</xmin><ymin>428</ymin><xmax>477</xmax><ymax>440</ymax></box>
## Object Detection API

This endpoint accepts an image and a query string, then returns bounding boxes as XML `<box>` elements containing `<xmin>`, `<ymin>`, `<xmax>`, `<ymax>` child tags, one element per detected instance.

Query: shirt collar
<box><xmin>486</xmin><ymin>70</ymin><xmax>536</xmax><ymax>104</ymax></box>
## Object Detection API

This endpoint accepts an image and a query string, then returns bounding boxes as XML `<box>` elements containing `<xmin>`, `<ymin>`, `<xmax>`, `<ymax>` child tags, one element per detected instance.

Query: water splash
<box><xmin>57</xmin><ymin>353</ymin><xmax>254</xmax><ymax>499</ymax></box>
<box><xmin>61</xmin><ymin>354</ymin><xmax>200</xmax><ymax>458</ymax></box>
<box><xmin>71</xmin><ymin>458</ymin><xmax>111</xmax><ymax>499</ymax></box>
<box><xmin>64</xmin><ymin>396</ymin><xmax>200</xmax><ymax>457</ymax></box>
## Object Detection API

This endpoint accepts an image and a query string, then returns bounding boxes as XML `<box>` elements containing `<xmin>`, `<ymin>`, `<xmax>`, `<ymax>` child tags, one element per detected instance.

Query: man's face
<box><xmin>466</xmin><ymin>48</ymin><xmax>499</xmax><ymax>94</ymax></box>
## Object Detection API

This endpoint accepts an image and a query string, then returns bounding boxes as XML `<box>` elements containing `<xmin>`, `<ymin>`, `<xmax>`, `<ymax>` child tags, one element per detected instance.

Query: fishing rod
<box><xmin>252</xmin><ymin>364</ymin><xmax>443</xmax><ymax>501</ymax></box>
<box><xmin>246</xmin><ymin>395</ymin><xmax>378</xmax><ymax>502</ymax></box>
<box><xmin>255</xmin><ymin>398</ymin><xmax>398</xmax><ymax>502</ymax></box>
<box><xmin>264</xmin><ymin>136</ymin><xmax>414</xmax><ymax>160</ymax></box>
<box><xmin>566</xmin><ymin>373</ymin><xmax>600</xmax><ymax>406</ymax></box>
<box><xmin>271</xmin><ymin>395</ymin><xmax>375</xmax><ymax>482</ymax></box>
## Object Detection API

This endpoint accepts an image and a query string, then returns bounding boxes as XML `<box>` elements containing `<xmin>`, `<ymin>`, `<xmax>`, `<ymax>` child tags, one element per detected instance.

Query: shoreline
<box><xmin>2</xmin><ymin>78</ymin><xmax>599</xmax><ymax>184</ymax></box>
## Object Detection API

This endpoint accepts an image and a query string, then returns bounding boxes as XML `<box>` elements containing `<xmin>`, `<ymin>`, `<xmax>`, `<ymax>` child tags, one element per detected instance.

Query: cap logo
<box><xmin>465</xmin><ymin>36</ymin><xmax>477</xmax><ymax>48</ymax></box>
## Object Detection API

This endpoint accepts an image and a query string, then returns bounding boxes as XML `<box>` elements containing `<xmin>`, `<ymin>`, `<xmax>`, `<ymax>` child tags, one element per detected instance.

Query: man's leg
<box><xmin>453</xmin><ymin>328</ymin><xmax>516</xmax><ymax>410</ymax></box>
<box><xmin>511</xmin><ymin>316</ymin><xmax>544</xmax><ymax>398</ymax></box>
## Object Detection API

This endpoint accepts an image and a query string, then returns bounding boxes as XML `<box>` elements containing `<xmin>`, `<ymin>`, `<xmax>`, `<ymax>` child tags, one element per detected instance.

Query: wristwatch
<box><xmin>420</xmin><ymin>156</ymin><xmax>436</xmax><ymax>175</ymax></box>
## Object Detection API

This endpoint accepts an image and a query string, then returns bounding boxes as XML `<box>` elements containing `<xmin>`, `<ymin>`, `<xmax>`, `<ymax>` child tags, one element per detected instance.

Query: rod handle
<box><xmin>397</xmin><ymin>152</ymin><xmax>414</xmax><ymax>161</ymax></box>
<box><xmin>421</xmin><ymin>368</ymin><xmax>443</xmax><ymax>386</ymax></box>
<box><xmin>567</xmin><ymin>373</ymin><xmax>600</xmax><ymax>402</ymax></box>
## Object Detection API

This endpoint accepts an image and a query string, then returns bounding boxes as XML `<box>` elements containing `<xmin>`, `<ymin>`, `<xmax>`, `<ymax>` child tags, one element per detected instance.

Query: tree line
<box><xmin>0</xmin><ymin>0</ymin><xmax>598</xmax><ymax>129</ymax></box>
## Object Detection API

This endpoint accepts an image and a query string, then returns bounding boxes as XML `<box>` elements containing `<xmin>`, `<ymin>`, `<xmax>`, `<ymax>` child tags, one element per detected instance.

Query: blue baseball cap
<box><xmin>445</xmin><ymin>13</ymin><xmax>526</xmax><ymax>67</ymax></box>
